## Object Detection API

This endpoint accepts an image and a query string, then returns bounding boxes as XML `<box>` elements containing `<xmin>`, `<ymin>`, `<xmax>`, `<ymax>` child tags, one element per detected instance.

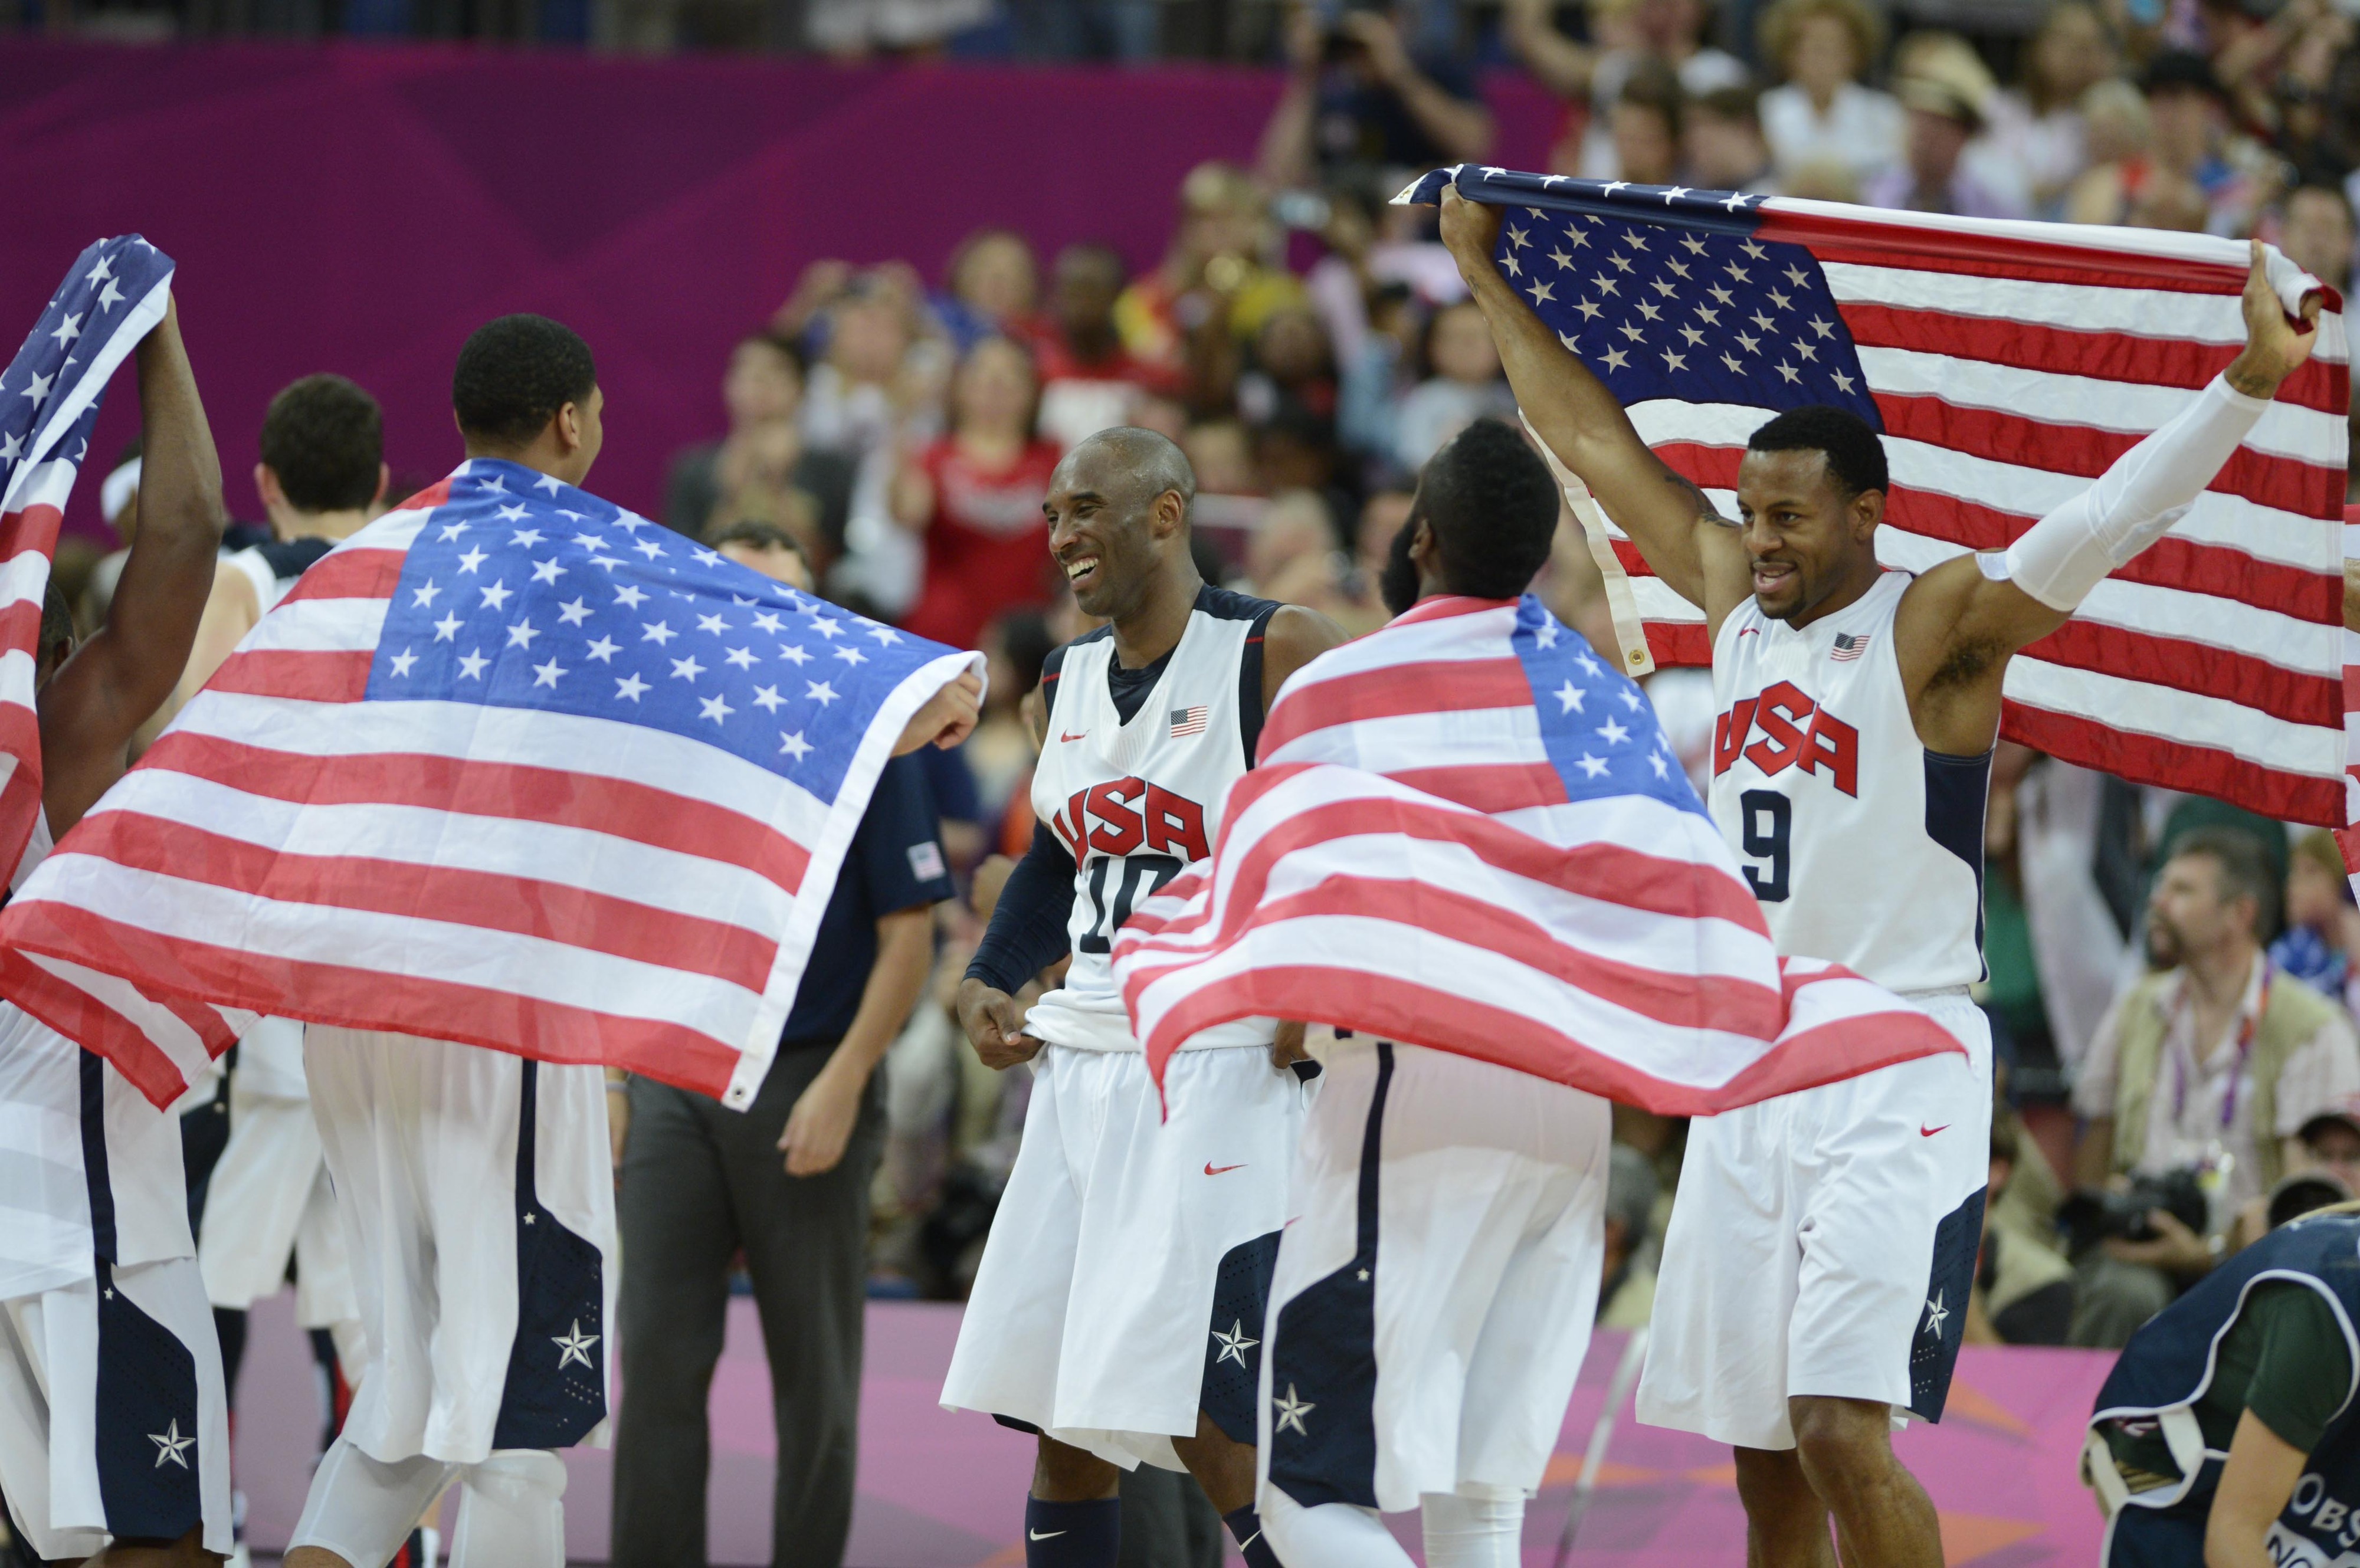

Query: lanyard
<box><xmin>2167</xmin><ymin>964</ymin><xmax>2267</xmax><ymax>1133</ymax></box>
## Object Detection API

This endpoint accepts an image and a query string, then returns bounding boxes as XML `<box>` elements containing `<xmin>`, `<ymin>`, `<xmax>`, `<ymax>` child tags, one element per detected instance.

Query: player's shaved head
<box><xmin>1045</xmin><ymin>427</ymin><xmax>1199</xmax><ymax>622</ymax></box>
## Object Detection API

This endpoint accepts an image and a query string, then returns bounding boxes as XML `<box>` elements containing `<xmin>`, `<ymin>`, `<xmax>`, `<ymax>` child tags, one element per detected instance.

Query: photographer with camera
<box><xmin>2068</xmin><ymin>828</ymin><xmax>2360</xmax><ymax>1348</ymax></box>
<box><xmin>1257</xmin><ymin>0</ymin><xmax>1495</xmax><ymax>195</ymax></box>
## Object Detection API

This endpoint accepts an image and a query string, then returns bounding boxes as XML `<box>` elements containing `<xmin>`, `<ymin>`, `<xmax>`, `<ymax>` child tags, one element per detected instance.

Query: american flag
<box><xmin>0</xmin><ymin>459</ymin><xmax>981</xmax><ymax>1111</ymax></box>
<box><xmin>1169</xmin><ymin>704</ymin><xmax>1208</xmax><ymax>739</ymax></box>
<box><xmin>0</xmin><ymin>237</ymin><xmax>175</xmax><ymax>876</ymax></box>
<box><xmin>1109</xmin><ymin>595</ymin><xmax>1960</xmax><ymax>1112</ymax></box>
<box><xmin>1831</xmin><ymin>632</ymin><xmax>1871</xmax><ymax>662</ymax></box>
<box><xmin>1403</xmin><ymin>166</ymin><xmax>2350</xmax><ymax>826</ymax></box>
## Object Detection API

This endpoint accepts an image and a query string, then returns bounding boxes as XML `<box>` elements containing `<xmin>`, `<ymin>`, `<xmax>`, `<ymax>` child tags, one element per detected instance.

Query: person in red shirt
<box><xmin>894</xmin><ymin>336</ymin><xmax>1065</xmax><ymax>651</ymax></box>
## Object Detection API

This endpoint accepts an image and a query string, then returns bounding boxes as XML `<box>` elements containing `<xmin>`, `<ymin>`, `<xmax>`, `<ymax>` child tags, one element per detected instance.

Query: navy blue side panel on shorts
<box><xmin>491</xmin><ymin>1062</ymin><xmax>607</xmax><ymax>1449</ymax></box>
<box><xmin>93</xmin><ymin>1259</ymin><xmax>204</xmax><ymax>1543</ymax></box>
<box><xmin>1201</xmin><ymin>1229</ymin><xmax>1281</xmax><ymax>1446</ymax></box>
<box><xmin>2103</xmin><ymin>1495</ymin><xmax>2210</xmax><ymax>1567</ymax></box>
<box><xmin>1266</xmin><ymin>1042</ymin><xmax>1393</xmax><ymax>1510</ymax></box>
<box><xmin>79</xmin><ymin>1052</ymin><xmax>119</xmax><ymax>1262</ymax></box>
<box><xmin>1906</xmin><ymin>1185</ymin><xmax>1985</xmax><ymax>1422</ymax></box>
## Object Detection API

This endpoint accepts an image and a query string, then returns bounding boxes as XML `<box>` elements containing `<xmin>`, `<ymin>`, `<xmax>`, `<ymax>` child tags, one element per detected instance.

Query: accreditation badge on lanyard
<box><xmin>2167</xmin><ymin>963</ymin><xmax>2269</xmax><ymax>1203</ymax></box>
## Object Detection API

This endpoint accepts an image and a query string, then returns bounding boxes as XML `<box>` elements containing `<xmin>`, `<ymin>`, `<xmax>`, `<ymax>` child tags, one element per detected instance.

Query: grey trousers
<box><xmin>609</xmin><ymin>1047</ymin><xmax>886</xmax><ymax>1568</ymax></box>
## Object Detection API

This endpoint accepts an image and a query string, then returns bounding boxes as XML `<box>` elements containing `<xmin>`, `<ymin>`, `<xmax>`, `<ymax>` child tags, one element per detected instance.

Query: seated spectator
<box><xmin>2229</xmin><ymin>1095</ymin><xmax>2360</xmax><ymax>1249</ymax></box>
<box><xmin>2273</xmin><ymin>828</ymin><xmax>2360</xmax><ymax>1006</ymax></box>
<box><xmin>1608</xmin><ymin>57</ymin><xmax>1688</xmax><ymax>185</ymax></box>
<box><xmin>1685</xmin><ymin>85</ymin><xmax>1776</xmax><ymax>195</ymax></box>
<box><xmin>1388</xmin><ymin>298</ymin><xmax>1516</xmax><ymax>473</ymax></box>
<box><xmin>933</xmin><ymin>227</ymin><xmax>1042</xmax><ymax>356</ymax></box>
<box><xmin>1597</xmin><ymin>1143</ymin><xmax>1660</xmax><ymax>1329</ymax></box>
<box><xmin>664</xmin><ymin>333</ymin><xmax>857</xmax><ymax>562</ymax></box>
<box><xmin>2081</xmin><ymin>1205</ymin><xmax>2360</xmax><ymax>1566</ymax></box>
<box><xmin>1977</xmin><ymin>0</ymin><xmax>2116</xmax><ymax>216</ymax></box>
<box><xmin>892</xmin><ymin>336</ymin><xmax>1063</xmax><ymax>652</ymax></box>
<box><xmin>2067</xmin><ymin>52</ymin><xmax>2272</xmax><ymax>236</ymax></box>
<box><xmin>1966</xmin><ymin>1113</ymin><xmax>2076</xmax><ymax>1346</ymax></box>
<box><xmin>1867</xmin><ymin>35</ymin><xmax>2026</xmax><ymax>219</ymax></box>
<box><xmin>1504</xmin><ymin>0</ymin><xmax>1748</xmax><ymax>180</ymax></box>
<box><xmin>2069</xmin><ymin>828</ymin><xmax>2360</xmax><ymax>1347</ymax></box>
<box><xmin>2277</xmin><ymin>182</ymin><xmax>2356</xmax><ymax>296</ymax></box>
<box><xmin>1032</xmin><ymin>243</ymin><xmax>1166</xmax><ymax>448</ymax></box>
<box><xmin>1257</xmin><ymin>1</ymin><xmax>1495</xmax><ymax>193</ymax></box>
<box><xmin>1116</xmin><ymin>162</ymin><xmax>1307</xmax><ymax>380</ymax></box>
<box><xmin>1756</xmin><ymin>0</ymin><xmax>1902</xmax><ymax>188</ymax></box>
<box><xmin>710</xmin><ymin>517</ymin><xmax>812</xmax><ymax>583</ymax></box>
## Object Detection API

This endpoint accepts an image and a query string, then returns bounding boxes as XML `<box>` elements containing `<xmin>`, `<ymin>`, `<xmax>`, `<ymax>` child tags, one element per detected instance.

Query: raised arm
<box><xmin>1437</xmin><ymin>186</ymin><xmax>1750</xmax><ymax>628</ymax></box>
<box><xmin>1895</xmin><ymin>239</ymin><xmax>2316</xmax><ymax>755</ymax></box>
<box><xmin>40</xmin><ymin>295</ymin><xmax>224</xmax><ymax>834</ymax></box>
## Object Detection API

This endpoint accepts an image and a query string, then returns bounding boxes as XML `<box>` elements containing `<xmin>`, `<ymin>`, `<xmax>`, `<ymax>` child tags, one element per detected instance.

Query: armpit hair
<box><xmin>1926</xmin><ymin>635</ymin><xmax>2006</xmax><ymax>693</ymax></box>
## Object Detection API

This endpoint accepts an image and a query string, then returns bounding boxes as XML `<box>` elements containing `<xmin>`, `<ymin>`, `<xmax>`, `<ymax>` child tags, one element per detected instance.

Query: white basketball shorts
<box><xmin>0</xmin><ymin>1256</ymin><xmax>232</xmax><ymax>1559</ymax></box>
<box><xmin>940</xmin><ymin>1042</ymin><xmax>1309</xmax><ymax>1471</ymax></box>
<box><xmin>1257</xmin><ymin>1039</ymin><xmax>1611</xmax><ymax>1514</ymax></box>
<box><xmin>305</xmin><ymin>1027</ymin><xmax>615</xmax><ymax>1466</ymax></box>
<box><xmin>1636</xmin><ymin>988</ymin><xmax>1994</xmax><ymax>1451</ymax></box>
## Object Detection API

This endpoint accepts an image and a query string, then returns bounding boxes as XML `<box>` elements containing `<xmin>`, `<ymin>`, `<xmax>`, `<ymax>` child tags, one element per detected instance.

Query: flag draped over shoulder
<box><xmin>0</xmin><ymin>458</ymin><xmax>982</xmax><ymax>1111</ymax></box>
<box><xmin>0</xmin><ymin>237</ymin><xmax>173</xmax><ymax>877</ymax></box>
<box><xmin>1109</xmin><ymin>595</ymin><xmax>1960</xmax><ymax>1114</ymax></box>
<box><xmin>1400</xmin><ymin>165</ymin><xmax>2350</xmax><ymax>827</ymax></box>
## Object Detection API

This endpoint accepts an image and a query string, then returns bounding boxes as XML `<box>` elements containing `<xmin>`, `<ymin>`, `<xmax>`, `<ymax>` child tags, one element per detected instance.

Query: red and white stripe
<box><xmin>1111</xmin><ymin>597</ymin><xmax>1961</xmax><ymax>1111</ymax></box>
<box><xmin>1587</xmin><ymin>199</ymin><xmax>2349</xmax><ymax>826</ymax></box>
<box><xmin>0</xmin><ymin>486</ymin><xmax>971</xmax><ymax>1112</ymax></box>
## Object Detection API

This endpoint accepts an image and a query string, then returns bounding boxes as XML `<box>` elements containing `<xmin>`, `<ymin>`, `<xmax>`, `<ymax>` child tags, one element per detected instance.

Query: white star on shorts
<box><xmin>1922</xmin><ymin>1290</ymin><xmax>1950</xmax><ymax>1338</ymax></box>
<box><xmin>552</xmin><ymin>1320</ymin><xmax>599</xmax><ymax>1371</ymax></box>
<box><xmin>1273</xmin><ymin>1383</ymin><xmax>1316</xmax><ymax>1437</ymax></box>
<box><xmin>1211</xmin><ymin>1319</ymin><xmax>1259</xmax><ymax>1367</ymax></box>
<box><xmin>149</xmin><ymin>1418</ymin><xmax>195</xmax><ymax>1469</ymax></box>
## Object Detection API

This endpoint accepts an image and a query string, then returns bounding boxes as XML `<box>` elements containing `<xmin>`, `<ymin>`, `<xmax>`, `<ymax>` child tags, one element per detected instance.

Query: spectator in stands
<box><xmin>1597</xmin><ymin>1143</ymin><xmax>1660</xmax><ymax>1328</ymax></box>
<box><xmin>2080</xmin><ymin>1205</ymin><xmax>2360</xmax><ymax>1566</ymax></box>
<box><xmin>1867</xmin><ymin>34</ymin><xmax>2026</xmax><ymax>218</ymax></box>
<box><xmin>710</xmin><ymin>517</ymin><xmax>811</xmax><ymax>582</ymax></box>
<box><xmin>1256</xmin><ymin>1</ymin><xmax>1495</xmax><ymax>193</ymax></box>
<box><xmin>802</xmin><ymin>0</ymin><xmax>991</xmax><ymax>57</ymax></box>
<box><xmin>892</xmin><ymin>336</ymin><xmax>1063</xmax><ymax>652</ymax></box>
<box><xmin>968</xmin><ymin>607</ymin><xmax>1054</xmax><ymax>849</ymax></box>
<box><xmin>2272</xmin><ymin>829</ymin><xmax>2360</xmax><ymax>1006</ymax></box>
<box><xmin>1033</xmin><ymin>242</ymin><xmax>1164</xmax><ymax>448</ymax></box>
<box><xmin>1757</xmin><ymin>0</ymin><xmax>1903</xmax><ymax>187</ymax></box>
<box><xmin>1235</xmin><ymin>305</ymin><xmax>1339</xmax><ymax>432</ymax></box>
<box><xmin>1966</xmin><ymin>1114</ymin><xmax>2076</xmax><ymax>1346</ymax></box>
<box><xmin>1977</xmin><ymin>0</ymin><xmax>2117</xmax><ymax>216</ymax></box>
<box><xmin>664</xmin><ymin>333</ymin><xmax>857</xmax><ymax>565</ymax></box>
<box><xmin>1503</xmin><ymin>0</ymin><xmax>1747</xmax><ymax>179</ymax></box>
<box><xmin>2070</xmin><ymin>52</ymin><xmax>2273</xmax><ymax>235</ymax></box>
<box><xmin>2069</xmin><ymin>828</ymin><xmax>2360</xmax><ymax>1346</ymax></box>
<box><xmin>1685</xmin><ymin>85</ymin><xmax>1777</xmax><ymax>195</ymax></box>
<box><xmin>1386</xmin><ymin>297</ymin><xmax>1515</xmax><ymax>473</ymax></box>
<box><xmin>1116</xmin><ymin>162</ymin><xmax>1306</xmax><ymax>388</ymax></box>
<box><xmin>2279</xmin><ymin>182</ymin><xmax>2357</xmax><ymax>296</ymax></box>
<box><xmin>932</xmin><ymin>228</ymin><xmax>1041</xmax><ymax>355</ymax></box>
<box><xmin>1608</xmin><ymin>57</ymin><xmax>1688</xmax><ymax>185</ymax></box>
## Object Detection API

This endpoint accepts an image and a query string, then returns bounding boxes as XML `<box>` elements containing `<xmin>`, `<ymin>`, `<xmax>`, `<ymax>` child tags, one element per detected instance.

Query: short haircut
<box><xmin>739</xmin><ymin>330</ymin><xmax>807</xmax><ymax>379</ymax></box>
<box><xmin>1619</xmin><ymin>58</ymin><xmax>1687</xmax><ymax>139</ymax></box>
<box><xmin>1748</xmin><ymin>405</ymin><xmax>1890</xmax><ymax>498</ymax></box>
<box><xmin>1075</xmin><ymin>427</ymin><xmax>1197</xmax><ymax>513</ymax></box>
<box><xmin>2293</xmin><ymin>181</ymin><xmax>2356</xmax><ymax>225</ymax></box>
<box><xmin>2169</xmin><ymin>825</ymin><xmax>2282</xmax><ymax>942</ymax></box>
<box><xmin>452</xmin><ymin>314</ymin><xmax>597</xmax><ymax>448</ymax></box>
<box><xmin>1419</xmin><ymin>419</ymin><xmax>1559</xmax><ymax>599</ymax></box>
<box><xmin>259</xmin><ymin>374</ymin><xmax>383</xmax><ymax>513</ymax></box>
<box><xmin>1693</xmin><ymin>84</ymin><xmax>1763</xmax><ymax>129</ymax></box>
<box><xmin>709</xmin><ymin>518</ymin><xmax>809</xmax><ymax>565</ymax></box>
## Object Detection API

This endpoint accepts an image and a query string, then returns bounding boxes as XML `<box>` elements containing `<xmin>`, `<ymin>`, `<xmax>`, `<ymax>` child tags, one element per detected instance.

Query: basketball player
<box><xmin>1249</xmin><ymin>418</ymin><xmax>1618</xmax><ymax>1568</ymax></box>
<box><xmin>1440</xmin><ymin>188</ymin><xmax>2319</xmax><ymax>1565</ymax></box>
<box><xmin>941</xmin><ymin>426</ymin><xmax>1345</xmax><ymax>1568</ymax></box>
<box><xmin>0</xmin><ymin>294</ymin><xmax>235</xmax><ymax>1564</ymax></box>
<box><xmin>280</xmin><ymin>316</ymin><xmax>980</xmax><ymax>1568</ymax></box>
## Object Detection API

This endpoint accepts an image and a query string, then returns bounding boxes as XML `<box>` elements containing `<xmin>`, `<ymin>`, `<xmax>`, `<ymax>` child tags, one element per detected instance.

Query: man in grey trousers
<box><xmin>608</xmin><ymin>530</ymin><xmax>953</xmax><ymax>1567</ymax></box>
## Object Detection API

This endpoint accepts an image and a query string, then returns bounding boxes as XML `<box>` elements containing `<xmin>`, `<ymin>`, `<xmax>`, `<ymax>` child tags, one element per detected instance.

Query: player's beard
<box><xmin>1379</xmin><ymin>513</ymin><xmax>1422</xmax><ymax>617</ymax></box>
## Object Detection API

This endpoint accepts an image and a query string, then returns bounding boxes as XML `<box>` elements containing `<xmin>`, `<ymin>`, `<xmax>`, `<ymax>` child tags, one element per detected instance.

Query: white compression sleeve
<box><xmin>448</xmin><ymin>1449</ymin><xmax>569</xmax><ymax>1568</ymax></box>
<box><xmin>1421</xmin><ymin>1490</ymin><xmax>1527</xmax><ymax>1568</ymax></box>
<box><xmin>1999</xmin><ymin>373</ymin><xmax>2272</xmax><ymax>611</ymax></box>
<box><xmin>1260</xmin><ymin>1487</ymin><xmax>1417</xmax><ymax>1568</ymax></box>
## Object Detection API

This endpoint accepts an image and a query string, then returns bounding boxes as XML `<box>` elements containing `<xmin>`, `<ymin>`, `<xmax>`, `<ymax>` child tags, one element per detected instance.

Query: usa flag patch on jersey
<box><xmin>1830</xmin><ymin>633</ymin><xmax>1871</xmax><ymax>662</ymax></box>
<box><xmin>1169</xmin><ymin>706</ymin><xmax>1208</xmax><ymax>739</ymax></box>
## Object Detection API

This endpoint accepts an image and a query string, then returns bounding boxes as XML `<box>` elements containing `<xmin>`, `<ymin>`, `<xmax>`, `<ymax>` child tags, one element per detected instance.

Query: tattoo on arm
<box><xmin>1664</xmin><ymin>466</ymin><xmax>1729</xmax><ymax>527</ymax></box>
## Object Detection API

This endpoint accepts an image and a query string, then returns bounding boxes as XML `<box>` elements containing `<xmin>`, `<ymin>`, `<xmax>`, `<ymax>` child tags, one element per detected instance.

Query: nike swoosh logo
<box><xmin>1059</xmin><ymin>730</ymin><xmax>1087</xmax><ymax>743</ymax></box>
<box><xmin>1028</xmin><ymin>1528</ymin><xmax>1067</xmax><ymax>1540</ymax></box>
<box><xmin>1919</xmin><ymin>1124</ymin><xmax>1949</xmax><ymax>1137</ymax></box>
<box><xmin>1204</xmin><ymin>1162</ymin><xmax>1246</xmax><ymax>1175</ymax></box>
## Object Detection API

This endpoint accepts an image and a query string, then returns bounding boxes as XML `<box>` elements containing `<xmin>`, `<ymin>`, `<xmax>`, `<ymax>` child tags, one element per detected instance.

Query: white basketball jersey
<box><xmin>1707</xmin><ymin>571</ymin><xmax>1988</xmax><ymax>993</ymax></box>
<box><xmin>1024</xmin><ymin>586</ymin><xmax>1279</xmax><ymax>1054</ymax></box>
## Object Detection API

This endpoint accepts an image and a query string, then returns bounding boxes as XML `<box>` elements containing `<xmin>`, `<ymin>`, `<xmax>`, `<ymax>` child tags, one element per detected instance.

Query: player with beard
<box><xmin>942</xmin><ymin>426</ymin><xmax>1344</xmax><ymax>1568</ymax></box>
<box><xmin>1440</xmin><ymin>186</ymin><xmax>2318</xmax><ymax>1566</ymax></box>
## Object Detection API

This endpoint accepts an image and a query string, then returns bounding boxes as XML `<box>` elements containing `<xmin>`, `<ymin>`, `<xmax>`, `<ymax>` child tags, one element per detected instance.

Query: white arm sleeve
<box><xmin>1997</xmin><ymin>374</ymin><xmax>2273</xmax><ymax>612</ymax></box>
